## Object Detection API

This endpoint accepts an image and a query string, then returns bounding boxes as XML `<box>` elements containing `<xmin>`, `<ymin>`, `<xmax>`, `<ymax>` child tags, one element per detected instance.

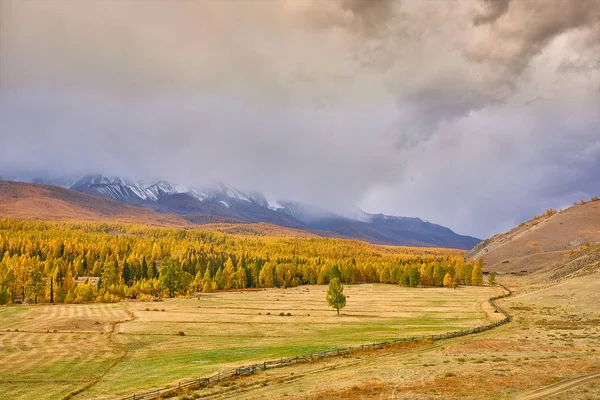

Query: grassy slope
<box><xmin>467</xmin><ymin>200</ymin><xmax>600</xmax><ymax>273</ymax></box>
<box><xmin>0</xmin><ymin>284</ymin><xmax>501</xmax><ymax>399</ymax></box>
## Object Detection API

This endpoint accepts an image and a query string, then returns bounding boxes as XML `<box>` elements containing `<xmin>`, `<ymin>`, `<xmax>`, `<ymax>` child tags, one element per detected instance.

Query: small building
<box><xmin>76</xmin><ymin>276</ymin><xmax>100</xmax><ymax>286</ymax></box>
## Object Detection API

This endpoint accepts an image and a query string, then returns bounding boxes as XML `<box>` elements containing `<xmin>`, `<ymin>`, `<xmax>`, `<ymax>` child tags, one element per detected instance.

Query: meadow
<box><xmin>0</xmin><ymin>283</ymin><xmax>503</xmax><ymax>399</ymax></box>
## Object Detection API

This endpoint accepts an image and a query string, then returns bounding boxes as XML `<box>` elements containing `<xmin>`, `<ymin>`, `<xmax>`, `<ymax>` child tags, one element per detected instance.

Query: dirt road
<box><xmin>515</xmin><ymin>372</ymin><xmax>600</xmax><ymax>399</ymax></box>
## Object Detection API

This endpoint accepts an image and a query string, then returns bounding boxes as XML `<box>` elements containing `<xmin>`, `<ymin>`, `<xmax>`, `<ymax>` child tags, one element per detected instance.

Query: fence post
<box><xmin>133</xmin><ymin>395</ymin><xmax>136</xmax><ymax>400</ymax></box>
<box><xmin>218</xmin><ymin>371</ymin><xmax>220</xmax><ymax>381</ymax></box>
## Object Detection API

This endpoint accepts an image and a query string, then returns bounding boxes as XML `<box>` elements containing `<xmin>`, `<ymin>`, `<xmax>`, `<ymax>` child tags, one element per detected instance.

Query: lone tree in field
<box><xmin>326</xmin><ymin>278</ymin><xmax>346</xmax><ymax>315</ymax></box>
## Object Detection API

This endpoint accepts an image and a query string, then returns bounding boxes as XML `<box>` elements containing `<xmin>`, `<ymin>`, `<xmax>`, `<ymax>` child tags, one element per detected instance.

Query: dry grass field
<box><xmin>177</xmin><ymin>274</ymin><xmax>600</xmax><ymax>400</ymax></box>
<box><xmin>0</xmin><ymin>284</ymin><xmax>502</xmax><ymax>399</ymax></box>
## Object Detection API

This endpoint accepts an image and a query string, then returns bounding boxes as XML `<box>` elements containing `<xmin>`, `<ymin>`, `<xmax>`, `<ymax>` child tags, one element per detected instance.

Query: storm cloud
<box><xmin>0</xmin><ymin>0</ymin><xmax>599</xmax><ymax>238</ymax></box>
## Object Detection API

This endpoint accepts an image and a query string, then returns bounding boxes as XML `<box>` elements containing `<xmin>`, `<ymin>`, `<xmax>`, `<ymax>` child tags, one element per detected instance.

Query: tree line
<box><xmin>0</xmin><ymin>220</ymin><xmax>484</xmax><ymax>304</ymax></box>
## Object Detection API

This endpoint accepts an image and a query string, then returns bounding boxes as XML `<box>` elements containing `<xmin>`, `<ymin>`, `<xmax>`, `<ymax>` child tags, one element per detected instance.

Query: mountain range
<box><xmin>1</xmin><ymin>175</ymin><xmax>480</xmax><ymax>249</ymax></box>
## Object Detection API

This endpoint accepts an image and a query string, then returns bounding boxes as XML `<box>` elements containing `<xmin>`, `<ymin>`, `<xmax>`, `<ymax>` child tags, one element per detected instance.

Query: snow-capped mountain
<box><xmin>2</xmin><ymin>174</ymin><xmax>480</xmax><ymax>249</ymax></box>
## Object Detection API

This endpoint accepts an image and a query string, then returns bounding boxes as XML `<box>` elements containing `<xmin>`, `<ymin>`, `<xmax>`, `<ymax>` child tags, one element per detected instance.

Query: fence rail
<box><xmin>122</xmin><ymin>284</ymin><xmax>512</xmax><ymax>400</ymax></box>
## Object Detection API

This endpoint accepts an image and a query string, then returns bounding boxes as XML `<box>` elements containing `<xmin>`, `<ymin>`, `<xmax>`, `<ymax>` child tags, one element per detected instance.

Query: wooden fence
<box><xmin>122</xmin><ymin>284</ymin><xmax>512</xmax><ymax>400</ymax></box>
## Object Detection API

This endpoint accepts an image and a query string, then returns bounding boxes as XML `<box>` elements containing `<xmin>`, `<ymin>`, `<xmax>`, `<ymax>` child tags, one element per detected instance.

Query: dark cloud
<box><xmin>470</xmin><ymin>0</ymin><xmax>600</xmax><ymax>75</ymax></box>
<box><xmin>0</xmin><ymin>0</ymin><xmax>599</xmax><ymax>238</ymax></box>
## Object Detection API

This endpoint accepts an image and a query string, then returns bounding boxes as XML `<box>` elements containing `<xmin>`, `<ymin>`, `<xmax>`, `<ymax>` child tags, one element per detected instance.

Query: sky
<box><xmin>0</xmin><ymin>0</ymin><xmax>599</xmax><ymax>238</ymax></box>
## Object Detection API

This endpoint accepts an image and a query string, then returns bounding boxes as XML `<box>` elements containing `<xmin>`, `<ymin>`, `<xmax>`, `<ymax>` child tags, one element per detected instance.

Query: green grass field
<box><xmin>0</xmin><ymin>284</ymin><xmax>503</xmax><ymax>399</ymax></box>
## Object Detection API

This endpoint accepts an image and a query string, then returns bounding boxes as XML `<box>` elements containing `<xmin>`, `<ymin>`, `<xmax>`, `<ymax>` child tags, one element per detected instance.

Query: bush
<box><xmin>177</xmin><ymin>331</ymin><xmax>185</xmax><ymax>336</ymax></box>
<box><xmin>138</xmin><ymin>294</ymin><xmax>155</xmax><ymax>302</ymax></box>
<box><xmin>287</xmin><ymin>312</ymin><xmax>291</xmax><ymax>316</ymax></box>
<box><xmin>279</xmin><ymin>312</ymin><xmax>285</xmax><ymax>316</ymax></box>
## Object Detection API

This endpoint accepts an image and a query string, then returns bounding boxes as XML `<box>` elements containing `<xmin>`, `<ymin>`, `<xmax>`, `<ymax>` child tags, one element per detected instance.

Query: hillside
<box><xmin>0</xmin><ymin>180</ymin><xmax>190</xmax><ymax>226</ymax></box>
<box><xmin>0</xmin><ymin>181</ymin><xmax>319</xmax><ymax>238</ymax></box>
<box><xmin>16</xmin><ymin>175</ymin><xmax>479</xmax><ymax>249</ymax></box>
<box><xmin>467</xmin><ymin>199</ymin><xmax>600</xmax><ymax>273</ymax></box>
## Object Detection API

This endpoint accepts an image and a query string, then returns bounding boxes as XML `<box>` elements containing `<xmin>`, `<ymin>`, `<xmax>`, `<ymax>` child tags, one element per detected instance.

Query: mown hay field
<box><xmin>0</xmin><ymin>283</ymin><xmax>504</xmax><ymax>399</ymax></box>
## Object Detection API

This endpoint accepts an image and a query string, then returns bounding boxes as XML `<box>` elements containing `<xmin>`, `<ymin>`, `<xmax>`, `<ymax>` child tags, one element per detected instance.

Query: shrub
<box><xmin>177</xmin><ymin>331</ymin><xmax>185</xmax><ymax>336</ymax></box>
<box><xmin>279</xmin><ymin>312</ymin><xmax>285</xmax><ymax>316</ymax></box>
<box><xmin>287</xmin><ymin>312</ymin><xmax>292</xmax><ymax>316</ymax></box>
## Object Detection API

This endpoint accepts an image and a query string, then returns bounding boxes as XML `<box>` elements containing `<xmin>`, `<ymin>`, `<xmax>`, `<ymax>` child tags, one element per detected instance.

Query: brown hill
<box><xmin>0</xmin><ymin>180</ymin><xmax>192</xmax><ymax>226</ymax></box>
<box><xmin>0</xmin><ymin>180</ymin><xmax>316</xmax><ymax>238</ymax></box>
<box><xmin>467</xmin><ymin>199</ymin><xmax>600</xmax><ymax>273</ymax></box>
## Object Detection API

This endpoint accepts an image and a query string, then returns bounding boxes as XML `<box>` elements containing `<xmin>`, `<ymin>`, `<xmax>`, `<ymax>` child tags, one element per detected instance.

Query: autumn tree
<box><xmin>488</xmin><ymin>271</ymin><xmax>497</xmax><ymax>286</ymax></box>
<box><xmin>258</xmin><ymin>263</ymin><xmax>274</xmax><ymax>288</ymax></box>
<box><xmin>443</xmin><ymin>273</ymin><xmax>453</xmax><ymax>288</ymax></box>
<box><xmin>326</xmin><ymin>278</ymin><xmax>346</xmax><ymax>315</ymax></box>
<box><xmin>223</xmin><ymin>257</ymin><xmax>235</xmax><ymax>289</ymax></box>
<box><xmin>471</xmin><ymin>260</ymin><xmax>483</xmax><ymax>285</ymax></box>
<box><xmin>100</xmin><ymin>261</ymin><xmax>119</xmax><ymax>294</ymax></box>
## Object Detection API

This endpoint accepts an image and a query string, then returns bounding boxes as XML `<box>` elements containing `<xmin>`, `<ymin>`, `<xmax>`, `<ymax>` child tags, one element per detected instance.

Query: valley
<box><xmin>0</xmin><ymin>184</ymin><xmax>598</xmax><ymax>400</ymax></box>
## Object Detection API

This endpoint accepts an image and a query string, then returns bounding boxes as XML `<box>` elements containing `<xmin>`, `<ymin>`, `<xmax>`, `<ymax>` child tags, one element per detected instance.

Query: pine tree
<box><xmin>326</xmin><ymin>278</ymin><xmax>346</xmax><ymax>315</ymax></box>
<box><xmin>26</xmin><ymin>268</ymin><xmax>46</xmax><ymax>303</ymax></box>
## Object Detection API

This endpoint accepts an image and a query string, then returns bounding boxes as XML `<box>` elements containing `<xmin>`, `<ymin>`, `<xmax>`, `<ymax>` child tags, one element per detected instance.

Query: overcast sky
<box><xmin>1</xmin><ymin>0</ymin><xmax>599</xmax><ymax>238</ymax></box>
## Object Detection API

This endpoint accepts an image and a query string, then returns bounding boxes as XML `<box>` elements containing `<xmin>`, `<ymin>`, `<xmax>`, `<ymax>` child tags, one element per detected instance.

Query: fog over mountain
<box><xmin>1</xmin><ymin>0</ymin><xmax>599</xmax><ymax>238</ymax></box>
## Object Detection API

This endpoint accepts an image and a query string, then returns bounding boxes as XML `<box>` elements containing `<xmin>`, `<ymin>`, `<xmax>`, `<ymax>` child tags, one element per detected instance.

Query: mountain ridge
<box><xmin>2</xmin><ymin>175</ymin><xmax>480</xmax><ymax>249</ymax></box>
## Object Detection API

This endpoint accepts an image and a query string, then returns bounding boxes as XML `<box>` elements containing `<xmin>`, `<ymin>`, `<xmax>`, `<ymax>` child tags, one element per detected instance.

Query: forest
<box><xmin>0</xmin><ymin>220</ymin><xmax>484</xmax><ymax>304</ymax></box>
